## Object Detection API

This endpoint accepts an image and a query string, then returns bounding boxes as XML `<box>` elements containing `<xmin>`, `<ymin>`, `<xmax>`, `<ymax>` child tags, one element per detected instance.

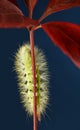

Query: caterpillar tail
<box><xmin>14</xmin><ymin>43</ymin><xmax>49</xmax><ymax>121</ymax></box>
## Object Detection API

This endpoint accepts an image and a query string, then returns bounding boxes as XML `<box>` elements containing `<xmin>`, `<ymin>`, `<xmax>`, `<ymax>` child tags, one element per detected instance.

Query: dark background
<box><xmin>0</xmin><ymin>0</ymin><xmax>80</xmax><ymax>130</ymax></box>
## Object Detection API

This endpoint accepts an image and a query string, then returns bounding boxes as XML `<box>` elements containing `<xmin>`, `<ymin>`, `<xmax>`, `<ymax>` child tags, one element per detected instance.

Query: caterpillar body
<box><xmin>14</xmin><ymin>43</ymin><xmax>49</xmax><ymax>121</ymax></box>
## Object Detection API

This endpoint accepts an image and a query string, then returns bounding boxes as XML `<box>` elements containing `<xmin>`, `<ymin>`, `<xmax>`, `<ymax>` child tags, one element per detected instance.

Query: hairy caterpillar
<box><xmin>14</xmin><ymin>43</ymin><xmax>49</xmax><ymax>121</ymax></box>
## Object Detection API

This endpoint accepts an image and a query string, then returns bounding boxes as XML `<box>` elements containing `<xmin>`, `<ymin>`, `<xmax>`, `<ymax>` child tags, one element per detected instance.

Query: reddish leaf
<box><xmin>39</xmin><ymin>0</ymin><xmax>80</xmax><ymax>22</ymax></box>
<box><xmin>0</xmin><ymin>0</ymin><xmax>23</xmax><ymax>15</ymax></box>
<box><xmin>8</xmin><ymin>0</ymin><xmax>18</xmax><ymax>6</ymax></box>
<box><xmin>42</xmin><ymin>22</ymin><xmax>80</xmax><ymax>68</ymax></box>
<box><xmin>0</xmin><ymin>0</ymin><xmax>38</xmax><ymax>28</ymax></box>
<box><xmin>24</xmin><ymin>0</ymin><xmax>38</xmax><ymax>18</ymax></box>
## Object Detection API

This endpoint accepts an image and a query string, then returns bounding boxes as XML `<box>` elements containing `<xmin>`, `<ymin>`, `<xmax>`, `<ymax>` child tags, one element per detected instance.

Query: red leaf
<box><xmin>0</xmin><ymin>0</ymin><xmax>38</xmax><ymax>28</ymax></box>
<box><xmin>24</xmin><ymin>0</ymin><xmax>38</xmax><ymax>18</ymax></box>
<box><xmin>8</xmin><ymin>0</ymin><xmax>18</xmax><ymax>6</ymax></box>
<box><xmin>42</xmin><ymin>22</ymin><xmax>80</xmax><ymax>68</ymax></box>
<box><xmin>39</xmin><ymin>0</ymin><xmax>80</xmax><ymax>22</ymax></box>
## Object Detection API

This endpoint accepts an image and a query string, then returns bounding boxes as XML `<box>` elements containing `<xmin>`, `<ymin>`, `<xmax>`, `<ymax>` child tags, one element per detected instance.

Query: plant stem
<box><xmin>30</xmin><ymin>30</ymin><xmax>37</xmax><ymax>130</ymax></box>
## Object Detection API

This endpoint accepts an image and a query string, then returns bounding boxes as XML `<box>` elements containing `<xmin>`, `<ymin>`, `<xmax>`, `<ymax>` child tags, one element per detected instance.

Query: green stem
<box><xmin>30</xmin><ymin>30</ymin><xmax>37</xmax><ymax>130</ymax></box>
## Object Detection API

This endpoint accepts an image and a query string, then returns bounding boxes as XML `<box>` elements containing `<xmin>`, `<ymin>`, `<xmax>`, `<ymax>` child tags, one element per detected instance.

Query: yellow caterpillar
<box><xmin>14</xmin><ymin>43</ymin><xmax>49</xmax><ymax>121</ymax></box>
